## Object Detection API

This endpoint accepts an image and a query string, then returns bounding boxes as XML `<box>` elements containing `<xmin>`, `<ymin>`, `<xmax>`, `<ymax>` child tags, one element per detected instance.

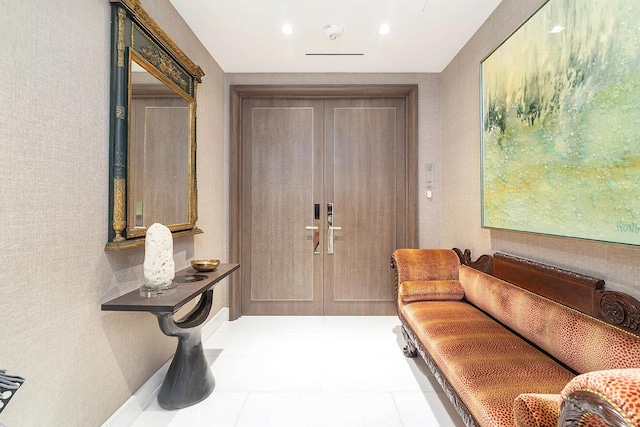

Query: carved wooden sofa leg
<box><xmin>401</xmin><ymin>325</ymin><xmax>418</xmax><ymax>358</ymax></box>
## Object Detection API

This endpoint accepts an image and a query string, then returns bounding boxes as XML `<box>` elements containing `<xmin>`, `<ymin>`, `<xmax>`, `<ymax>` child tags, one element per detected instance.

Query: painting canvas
<box><xmin>481</xmin><ymin>0</ymin><xmax>640</xmax><ymax>246</ymax></box>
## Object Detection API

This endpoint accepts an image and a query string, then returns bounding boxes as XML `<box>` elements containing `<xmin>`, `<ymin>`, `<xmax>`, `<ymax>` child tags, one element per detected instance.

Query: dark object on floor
<box><xmin>0</xmin><ymin>370</ymin><xmax>25</xmax><ymax>414</ymax></box>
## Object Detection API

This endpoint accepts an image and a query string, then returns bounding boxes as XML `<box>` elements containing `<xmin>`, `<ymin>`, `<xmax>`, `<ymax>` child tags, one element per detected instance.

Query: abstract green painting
<box><xmin>481</xmin><ymin>0</ymin><xmax>640</xmax><ymax>246</ymax></box>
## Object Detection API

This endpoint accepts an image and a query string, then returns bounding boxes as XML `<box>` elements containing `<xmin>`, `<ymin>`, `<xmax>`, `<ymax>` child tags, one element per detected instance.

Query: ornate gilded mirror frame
<box><xmin>106</xmin><ymin>0</ymin><xmax>204</xmax><ymax>250</ymax></box>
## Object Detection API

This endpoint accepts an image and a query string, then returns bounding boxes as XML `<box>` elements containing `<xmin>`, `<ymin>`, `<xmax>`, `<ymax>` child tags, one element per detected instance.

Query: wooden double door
<box><xmin>234</xmin><ymin>90</ymin><xmax>416</xmax><ymax>316</ymax></box>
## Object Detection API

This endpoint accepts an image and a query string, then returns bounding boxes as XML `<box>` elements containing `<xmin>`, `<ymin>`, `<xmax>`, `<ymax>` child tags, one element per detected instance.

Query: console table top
<box><xmin>101</xmin><ymin>263</ymin><xmax>240</xmax><ymax>313</ymax></box>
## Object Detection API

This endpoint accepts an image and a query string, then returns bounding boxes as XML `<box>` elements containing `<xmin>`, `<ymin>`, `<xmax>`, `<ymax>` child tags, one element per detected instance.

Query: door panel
<box><xmin>323</xmin><ymin>100</ymin><xmax>404</xmax><ymax>315</ymax></box>
<box><xmin>241</xmin><ymin>97</ymin><xmax>406</xmax><ymax>316</ymax></box>
<box><xmin>241</xmin><ymin>99</ymin><xmax>324</xmax><ymax>315</ymax></box>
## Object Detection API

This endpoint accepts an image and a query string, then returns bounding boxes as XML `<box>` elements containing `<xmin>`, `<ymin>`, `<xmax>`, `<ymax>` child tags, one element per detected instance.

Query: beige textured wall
<box><xmin>225</xmin><ymin>73</ymin><xmax>443</xmax><ymax>248</ymax></box>
<box><xmin>0</xmin><ymin>0</ymin><xmax>226</xmax><ymax>425</ymax></box>
<box><xmin>441</xmin><ymin>0</ymin><xmax>640</xmax><ymax>299</ymax></box>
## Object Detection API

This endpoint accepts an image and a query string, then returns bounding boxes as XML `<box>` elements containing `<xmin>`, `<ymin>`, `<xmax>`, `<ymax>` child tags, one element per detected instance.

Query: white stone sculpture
<box><xmin>143</xmin><ymin>223</ymin><xmax>175</xmax><ymax>290</ymax></box>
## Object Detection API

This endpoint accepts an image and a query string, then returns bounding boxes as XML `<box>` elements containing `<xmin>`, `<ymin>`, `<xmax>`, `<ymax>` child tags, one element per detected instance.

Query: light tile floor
<box><xmin>130</xmin><ymin>316</ymin><xmax>465</xmax><ymax>427</ymax></box>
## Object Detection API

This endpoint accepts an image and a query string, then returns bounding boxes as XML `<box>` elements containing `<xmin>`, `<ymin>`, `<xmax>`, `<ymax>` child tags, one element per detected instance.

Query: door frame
<box><xmin>229</xmin><ymin>85</ymin><xmax>418</xmax><ymax>320</ymax></box>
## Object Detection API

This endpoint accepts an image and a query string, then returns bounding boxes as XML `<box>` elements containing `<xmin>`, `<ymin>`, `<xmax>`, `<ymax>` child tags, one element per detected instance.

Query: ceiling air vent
<box><xmin>305</xmin><ymin>53</ymin><xmax>364</xmax><ymax>56</ymax></box>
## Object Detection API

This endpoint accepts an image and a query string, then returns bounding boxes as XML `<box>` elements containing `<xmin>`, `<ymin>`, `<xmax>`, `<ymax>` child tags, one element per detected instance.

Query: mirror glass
<box><xmin>127</xmin><ymin>55</ymin><xmax>192</xmax><ymax>238</ymax></box>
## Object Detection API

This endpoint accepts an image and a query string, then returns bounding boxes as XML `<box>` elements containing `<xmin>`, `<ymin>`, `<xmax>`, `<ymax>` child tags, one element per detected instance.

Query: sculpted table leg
<box><xmin>155</xmin><ymin>290</ymin><xmax>215</xmax><ymax>410</ymax></box>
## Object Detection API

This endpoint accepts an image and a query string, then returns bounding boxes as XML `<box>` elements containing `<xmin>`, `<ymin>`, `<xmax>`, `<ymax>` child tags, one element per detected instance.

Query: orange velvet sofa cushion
<box><xmin>398</xmin><ymin>280</ymin><xmax>464</xmax><ymax>303</ymax></box>
<box><xmin>459</xmin><ymin>265</ymin><xmax>640</xmax><ymax>375</ymax></box>
<box><xmin>401</xmin><ymin>301</ymin><xmax>575</xmax><ymax>426</ymax></box>
<box><xmin>513</xmin><ymin>394</ymin><xmax>561</xmax><ymax>427</ymax></box>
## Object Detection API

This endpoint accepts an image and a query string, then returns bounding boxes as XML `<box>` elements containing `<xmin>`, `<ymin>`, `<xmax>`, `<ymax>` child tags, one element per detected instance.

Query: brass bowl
<box><xmin>191</xmin><ymin>259</ymin><xmax>220</xmax><ymax>272</ymax></box>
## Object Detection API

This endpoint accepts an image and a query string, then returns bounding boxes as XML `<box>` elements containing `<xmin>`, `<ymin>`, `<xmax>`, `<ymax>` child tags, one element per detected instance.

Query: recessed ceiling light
<box><xmin>378</xmin><ymin>24</ymin><xmax>391</xmax><ymax>35</ymax></box>
<box><xmin>282</xmin><ymin>24</ymin><xmax>294</xmax><ymax>35</ymax></box>
<box><xmin>550</xmin><ymin>25</ymin><xmax>565</xmax><ymax>33</ymax></box>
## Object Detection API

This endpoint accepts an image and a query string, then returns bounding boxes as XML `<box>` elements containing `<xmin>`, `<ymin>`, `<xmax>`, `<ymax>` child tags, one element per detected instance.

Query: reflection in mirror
<box><xmin>128</xmin><ymin>56</ymin><xmax>191</xmax><ymax>237</ymax></box>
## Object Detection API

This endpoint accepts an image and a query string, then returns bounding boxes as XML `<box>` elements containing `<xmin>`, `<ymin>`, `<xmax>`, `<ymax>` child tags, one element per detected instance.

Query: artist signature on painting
<box><xmin>616</xmin><ymin>221</ymin><xmax>640</xmax><ymax>234</ymax></box>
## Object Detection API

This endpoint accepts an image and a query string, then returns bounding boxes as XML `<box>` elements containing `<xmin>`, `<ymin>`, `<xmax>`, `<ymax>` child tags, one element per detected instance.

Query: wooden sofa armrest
<box><xmin>559</xmin><ymin>369</ymin><xmax>640</xmax><ymax>427</ymax></box>
<box><xmin>391</xmin><ymin>249</ymin><xmax>460</xmax><ymax>283</ymax></box>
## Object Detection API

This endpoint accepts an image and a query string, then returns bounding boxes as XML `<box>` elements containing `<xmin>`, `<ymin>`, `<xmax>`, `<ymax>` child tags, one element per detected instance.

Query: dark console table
<box><xmin>102</xmin><ymin>263</ymin><xmax>240</xmax><ymax>410</ymax></box>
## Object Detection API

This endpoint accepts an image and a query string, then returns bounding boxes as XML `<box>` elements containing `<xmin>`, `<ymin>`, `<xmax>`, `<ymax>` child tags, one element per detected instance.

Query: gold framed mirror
<box><xmin>106</xmin><ymin>0</ymin><xmax>204</xmax><ymax>250</ymax></box>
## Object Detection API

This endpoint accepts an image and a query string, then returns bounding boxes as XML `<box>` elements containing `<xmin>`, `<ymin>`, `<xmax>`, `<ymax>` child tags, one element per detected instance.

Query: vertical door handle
<box><xmin>327</xmin><ymin>203</ymin><xmax>341</xmax><ymax>254</ymax></box>
<box><xmin>306</xmin><ymin>204</ymin><xmax>321</xmax><ymax>254</ymax></box>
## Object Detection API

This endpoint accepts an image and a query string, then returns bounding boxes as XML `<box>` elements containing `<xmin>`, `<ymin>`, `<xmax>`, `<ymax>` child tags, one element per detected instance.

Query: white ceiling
<box><xmin>169</xmin><ymin>0</ymin><xmax>503</xmax><ymax>73</ymax></box>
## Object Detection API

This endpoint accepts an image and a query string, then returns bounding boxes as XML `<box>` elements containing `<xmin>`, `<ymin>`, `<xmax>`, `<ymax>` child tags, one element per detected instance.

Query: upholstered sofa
<box><xmin>391</xmin><ymin>248</ymin><xmax>640</xmax><ymax>427</ymax></box>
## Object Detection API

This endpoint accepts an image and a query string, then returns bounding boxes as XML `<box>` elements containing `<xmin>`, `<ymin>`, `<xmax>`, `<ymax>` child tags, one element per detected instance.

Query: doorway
<box><xmin>229</xmin><ymin>85</ymin><xmax>418</xmax><ymax>318</ymax></box>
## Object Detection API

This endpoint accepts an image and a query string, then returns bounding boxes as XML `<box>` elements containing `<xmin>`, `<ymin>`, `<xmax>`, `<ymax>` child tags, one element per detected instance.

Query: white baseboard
<box><xmin>202</xmin><ymin>307</ymin><xmax>229</xmax><ymax>339</ymax></box>
<box><xmin>102</xmin><ymin>307</ymin><xmax>229</xmax><ymax>427</ymax></box>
